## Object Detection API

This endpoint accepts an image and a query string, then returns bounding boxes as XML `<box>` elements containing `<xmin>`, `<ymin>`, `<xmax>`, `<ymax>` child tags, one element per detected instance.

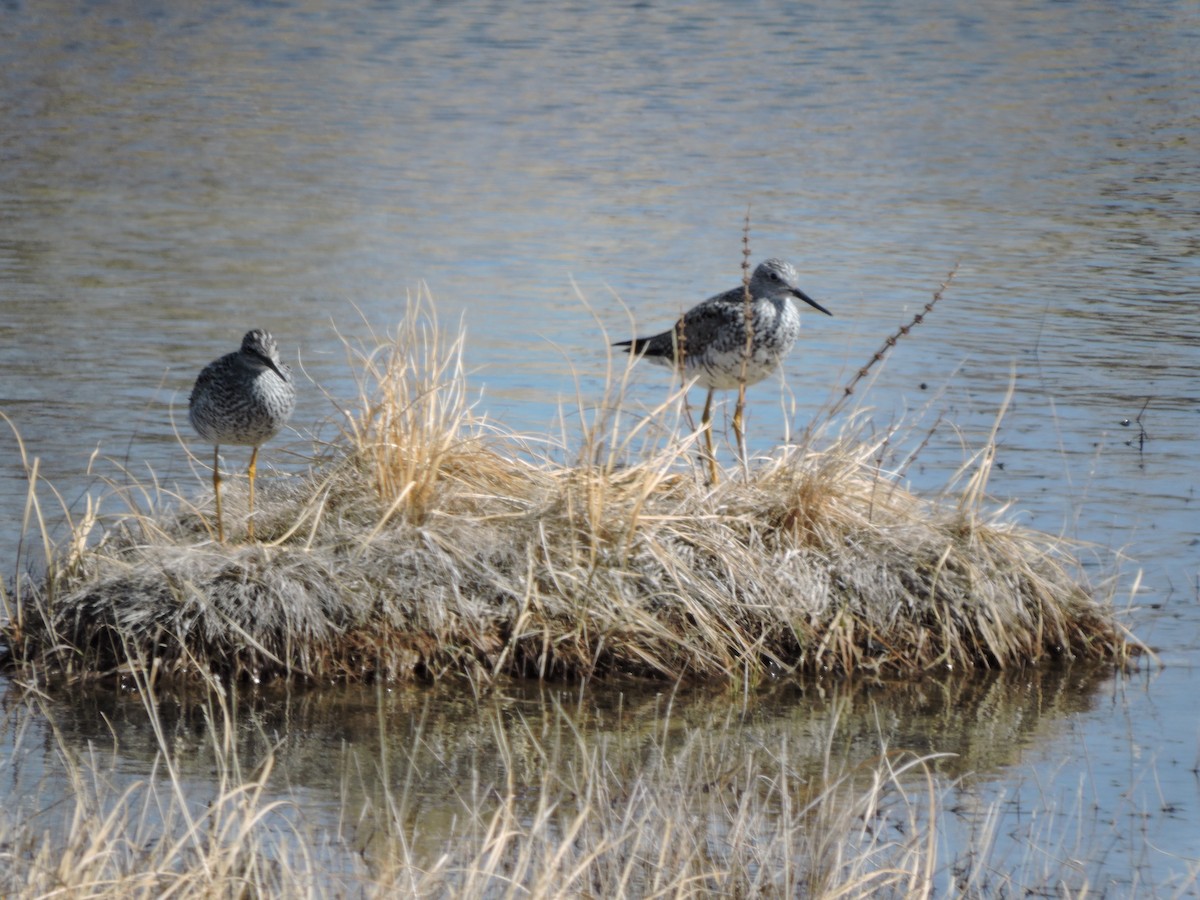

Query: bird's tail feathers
<box><xmin>613</xmin><ymin>336</ymin><xmax>664</xmax><ymax>357</ymax></box>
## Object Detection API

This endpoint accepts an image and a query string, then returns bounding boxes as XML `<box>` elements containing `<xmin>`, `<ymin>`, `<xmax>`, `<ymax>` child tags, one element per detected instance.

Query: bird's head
<box><xmin>240</xmin><ymin>329</ymin><xmax>290</xmax><ymax>379</ymax></box>
<box><xmin>754</xmin><ymin>258</ymin><xmax>832</xmax><ymax>316</ymax></box>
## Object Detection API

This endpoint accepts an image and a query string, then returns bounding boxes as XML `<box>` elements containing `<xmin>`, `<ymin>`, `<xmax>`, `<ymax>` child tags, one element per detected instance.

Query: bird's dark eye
<box><xmin>769</xmin><ymin>272</ymin><xmax>780</xmax><ymax>281</ymax></box>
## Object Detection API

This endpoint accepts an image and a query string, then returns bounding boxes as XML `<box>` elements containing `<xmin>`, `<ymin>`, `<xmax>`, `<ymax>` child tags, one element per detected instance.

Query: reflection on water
<box><xmin>2</xmin><ymin>0</ymin><xmax>1198</xmax><ymax>890</ymax></box>
<box><xmin>22</xmin><ymin>666</ymin><xmax>1117</xmax><ymax>790</ymax></box>
<box><xmin>1</xmin><ymin>665</ymin><xmax>1122</xmax><ymax>891</ymax></box>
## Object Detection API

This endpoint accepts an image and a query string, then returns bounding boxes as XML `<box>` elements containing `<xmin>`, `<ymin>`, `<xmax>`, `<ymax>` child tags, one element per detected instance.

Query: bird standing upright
<box><xmin>189</xmin><ymin>329</ymin><xmax>296</xmax><ymax>543</ymax></box>
<box><xmin>614</xmin><ymin>258</ymin><xmax>831</xmax><ymax>481</ymax></box>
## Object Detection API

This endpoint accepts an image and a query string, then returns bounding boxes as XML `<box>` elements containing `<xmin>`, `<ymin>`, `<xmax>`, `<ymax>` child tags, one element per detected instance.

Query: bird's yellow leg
<box><xmin>701</xmin><ymin>388</ymin><xmax>719</xmax><ymax>485</ymax></box>
<box><xmin>213</xmin><ymin>445</ymin><xmax>226</xmax><ymax>544</ymax></box>
<box><xmin>733</xmin><ymin>383</ymin><xmax>747</xmax><ymax>471</ymax></box>
<box><xmin>247</xmin><ymin>446</ymin><xmax>259</xmax><ymax>541</ymax></box>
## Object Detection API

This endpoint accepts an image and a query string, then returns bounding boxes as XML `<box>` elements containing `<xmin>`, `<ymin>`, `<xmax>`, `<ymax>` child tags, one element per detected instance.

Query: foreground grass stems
<box><xmin>7</xmin><ymin>669</ymin><xmax>1184</xmax><ymax>898</ymax></box>
<box><xmin>0</xmin><ymin>673</ymin><xmax>962</xmax><ymax>898</ymax></box>
<box><xmin>1</xmin><ymin>284</ymin><xmax>1138</xmax><ymax>688</ymax></box>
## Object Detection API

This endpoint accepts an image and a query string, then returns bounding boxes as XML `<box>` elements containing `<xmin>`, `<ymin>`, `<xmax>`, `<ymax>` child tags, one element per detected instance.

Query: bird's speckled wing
<box><xmin>677</xmin><ymin>296</ymin><xmax>751</xmax><ymax>359</ymax></box>
<box><xmin>623</xmin><ymin>287</ymin><xmax>753</xmax><ymax>362</ymax></box>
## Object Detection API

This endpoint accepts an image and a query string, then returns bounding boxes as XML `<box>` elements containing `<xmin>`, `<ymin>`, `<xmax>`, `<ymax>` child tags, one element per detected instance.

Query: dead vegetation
<box><xmin>0</xmin><ymin>285</ymin><xmax>1137</xmax><ymax>688</ymax></box>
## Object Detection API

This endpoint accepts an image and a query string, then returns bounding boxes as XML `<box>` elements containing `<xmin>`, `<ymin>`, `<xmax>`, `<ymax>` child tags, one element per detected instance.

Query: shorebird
<box><xmin>188</xmin><ymin>329</ymin><xmax>296</xmax><ymax>542</ymax></box>
<box><xmin>615</xmin><ymin>258</ymin><xmax>831</xmax><ymax>481</ymax></box>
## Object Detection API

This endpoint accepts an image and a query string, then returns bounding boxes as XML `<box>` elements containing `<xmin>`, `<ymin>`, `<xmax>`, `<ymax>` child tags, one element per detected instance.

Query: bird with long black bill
<box><xmin>188</xmin><ymin>329</ymin><xmax>296</xmax><ymax>543</ymax></box>
<box><xmin>615</xmin><ymin>258</ymin><xmax>831</xmax><ymax>482</ymax></box>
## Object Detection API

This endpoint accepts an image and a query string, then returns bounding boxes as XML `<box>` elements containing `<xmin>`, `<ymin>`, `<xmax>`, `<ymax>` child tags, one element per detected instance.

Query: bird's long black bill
<box><xmin>794</xmin><ymin>289</ymin><xmax>833</xmax><ymax>317</ymax></box>
<box><xmin>249</xmin><ymin>349</ymin><xmax>288</xmax><ymax>379</ymax></box>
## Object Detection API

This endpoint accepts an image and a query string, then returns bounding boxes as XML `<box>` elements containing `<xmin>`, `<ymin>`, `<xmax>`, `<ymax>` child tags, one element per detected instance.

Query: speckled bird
<box><xmin>188</xmin><ymin>329</ymin><xmax>295</xmax><ymax>543</ymax></box>
<box><xmin>614</xmin><ymin>258</ymin><xmax>831</xmax><ymax>476</ymax></box>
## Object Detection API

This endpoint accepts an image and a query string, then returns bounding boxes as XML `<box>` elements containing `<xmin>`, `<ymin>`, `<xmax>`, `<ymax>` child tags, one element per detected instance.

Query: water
<box><xmin>2</xmin><ymin>0</ymin><xmax>1198</xmax><ymax>891</ymax></box>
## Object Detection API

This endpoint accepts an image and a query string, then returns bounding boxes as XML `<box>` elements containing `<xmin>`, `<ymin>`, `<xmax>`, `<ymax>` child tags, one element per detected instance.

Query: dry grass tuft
<box><xmin>1</xmin><ymin>286</ymin><xmax>1137</xmax><ymax>688</ymax></box>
